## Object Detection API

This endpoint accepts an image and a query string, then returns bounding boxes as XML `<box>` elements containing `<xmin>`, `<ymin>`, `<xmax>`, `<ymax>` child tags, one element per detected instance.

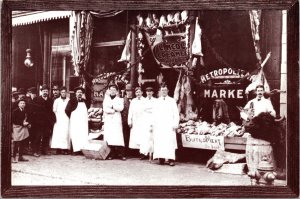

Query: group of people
<box><xmin>11</xmin><ymin>84</ymin><xmax>90</xmax><ymax>163</ymax></box>
<box><xmin>11</xmin><ymin>82</ymin><xmax>276</xmax><ymax>167</ymax></box>
<box><xmin>103</xmin><ymin>84</ymin><xmax>179</xmax><ymax>166</ymax></box>
<box><xmin>11</xmin><ymin>83</ymin><xmax>180</xmax><ymax>166</ymax></box>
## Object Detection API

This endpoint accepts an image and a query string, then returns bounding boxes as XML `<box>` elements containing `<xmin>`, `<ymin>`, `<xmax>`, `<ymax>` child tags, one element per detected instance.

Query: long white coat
<box><xmin>128</xmin><ymin>97</ymin><xmax>146</xmax><ymax>149</ymax></box>
<box><xmin>139</xmin><ymin>97</ymin><xmax>156</xmax><ymax>155</ymax></box>
<box><xmin>69</xmin><ymin>102</ymin><xmax>89</xmax><ymax>152</ymax></box>
<box><xmin>153</xmin><ymin>96</ymin><xmax>179</xmax><ymax>160</ymax></box>
<box><xmin>51</xmin><ymin>97</ymin><xmax>70</xmax><ymax>149</ymax></box>
<box><xmin>103</xmin><ymin>95</ymin><xmax>124</xmax><ymax>146</ymax></box>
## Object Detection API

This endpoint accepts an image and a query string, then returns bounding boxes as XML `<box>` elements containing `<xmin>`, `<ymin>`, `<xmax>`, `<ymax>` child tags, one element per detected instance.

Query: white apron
<box><xmin>128</xmin><ymin>97</ymin><xmax>145</xmax><ymax>149</ymax></box>
<box><xmin>69</xmin><ymin>102</ymin><xmax>89</xmax><ymax>152</ymax></box>
<box><xmin>51</xmin><ymin>98</ymin><xmax>70</xmax><ymax>149</ymax></box>
<box><xmin>103</xmin><ymin>96</ymin><xmax>124</xmax><ymax>146</ymax></box>
<box><xmin>139</xmin><ymin>97</ymin><xmax>156</xmax><ymax>155</ymax></box>
<box><xmin>153</xmin><ymin>96</ymin><xmax>179</xmax><ymax>160</ymax></box>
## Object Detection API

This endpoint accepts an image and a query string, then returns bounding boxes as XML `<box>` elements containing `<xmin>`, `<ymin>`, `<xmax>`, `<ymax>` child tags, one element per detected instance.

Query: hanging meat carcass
<box><xmin>245</xmin><ymin>52</ymin><xmax>271</xmax><ymax>95</ymax></box>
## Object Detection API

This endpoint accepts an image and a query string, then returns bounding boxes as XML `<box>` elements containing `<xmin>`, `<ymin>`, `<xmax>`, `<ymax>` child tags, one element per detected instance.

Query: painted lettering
<box><xmin>228</xmin><ymin>90</ymin><xmax>235</xmax><ymax>98</ymax></box>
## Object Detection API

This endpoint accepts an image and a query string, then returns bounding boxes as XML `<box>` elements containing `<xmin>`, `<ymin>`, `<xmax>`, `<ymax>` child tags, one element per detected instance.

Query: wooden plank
<box><xmin>224</xmin><ymin>137</ymin><xmax>247</xmax><ymax>145</ymax></box>
<box><xmin>224</xmin><ymin>143</ymin><xmax>246</xmax><ymax>151</ymax></box>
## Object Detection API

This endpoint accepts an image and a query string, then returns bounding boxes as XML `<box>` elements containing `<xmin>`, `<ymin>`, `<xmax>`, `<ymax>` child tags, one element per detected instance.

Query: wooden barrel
<box><xmin>246</xmin><ymin>136</ymin><xmax>276</xmax><ymax>173</ymax></box>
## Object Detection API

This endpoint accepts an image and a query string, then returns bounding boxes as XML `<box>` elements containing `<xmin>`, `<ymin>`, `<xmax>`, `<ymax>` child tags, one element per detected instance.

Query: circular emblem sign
<box><xmin>153</xmin><ymin>35</ymin><xmax>189</xmax><ymax>66</ymax></box>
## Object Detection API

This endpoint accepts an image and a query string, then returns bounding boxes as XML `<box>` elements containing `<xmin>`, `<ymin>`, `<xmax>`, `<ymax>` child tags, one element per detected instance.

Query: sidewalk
<box><xmin>11</xmin><ymin>154</ymin><xmax>286</xmax><ymax>186</ymax></box>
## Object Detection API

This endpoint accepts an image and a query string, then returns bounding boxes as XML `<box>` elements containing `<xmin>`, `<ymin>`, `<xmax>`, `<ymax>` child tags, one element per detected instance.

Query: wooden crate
<box><xmin>224</xmin><ymin>137</ymin><xmax>247</xmax><ymax>151</ymax></box>
<box><xmin>81</xmin><ymin>140</ymin><xmax>111</xmax><ymax>160</ymax></box>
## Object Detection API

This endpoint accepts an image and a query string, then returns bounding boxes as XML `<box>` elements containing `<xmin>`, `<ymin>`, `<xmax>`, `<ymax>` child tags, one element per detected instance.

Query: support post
<box><xmin>130</xmin><ymin>25</ymin><xmax>137</xmax><ymax>88</ymax></box>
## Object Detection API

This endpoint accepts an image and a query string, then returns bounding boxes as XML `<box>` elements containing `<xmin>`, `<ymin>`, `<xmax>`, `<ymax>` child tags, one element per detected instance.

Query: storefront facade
<box><xmin>12</xmin><ymin>10</ymin><xmax>287</xmax><ymax>119</ymax></box>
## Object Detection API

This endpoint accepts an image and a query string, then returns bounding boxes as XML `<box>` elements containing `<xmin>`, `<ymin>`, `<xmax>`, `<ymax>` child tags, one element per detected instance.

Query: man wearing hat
<box><xmin>152</xmin><ymin>85</ymin><xmax>179</xmax><ymax>166</ymax></box>
<box><xmin>12</xmin><ymin>88</ymin><xmax>26</xmax><ymax>111</ymax></box>
<box><xmin>27</xmin><ymin>87</ymin><xmax>38</xmax><ymax>102</ymax></box>
<box><xmin>103</xmin><ymin>84</ymin><xmax>126</xmax><ymax>160</ymax></box>
<box><xmin>128</xmin><ymin>87</ymin><xmax>145</xmax><ymax>154</ymax></box>
<box><xmin>139</xmin><ymin>86</ymin><xmax>156</xmax><ymax>160</ymax></box>
<box><xmin>121</xmin><ymin>84</ymin><xmax>133</xmax><ymax>156</ymax></box>
<box><xmin>65</xmin><ymin>86</ymin><xmax>90</xmax><ymax>155</ymax></box>
<box><xmin>51</xmin><ymin>86</ymin><xmax>70</xmax><ymax>155</ymax></box>
<box><xmin>32</xmin><ymin>84</ymin><xmax>55</xmax><ymax>156</ymax></box>
<box><xmin>12</xmin><ymin>97</ymin><xmax>31</xmax><ymax>163</ymax></box>
<box><xmin>23</xmin><ymin>87</ymin><xmax>38</xmax><ymax>154</ymax></box>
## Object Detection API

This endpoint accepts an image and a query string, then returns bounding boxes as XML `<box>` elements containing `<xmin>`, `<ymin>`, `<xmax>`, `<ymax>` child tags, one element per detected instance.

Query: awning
<box><xmin>12</xmin><ymin>11</ymin><xmax>71</xmax><ymax>27</ymax></box>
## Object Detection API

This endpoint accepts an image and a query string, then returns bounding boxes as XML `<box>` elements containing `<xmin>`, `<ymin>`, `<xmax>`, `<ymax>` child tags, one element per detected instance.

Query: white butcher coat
<box><xmin>69</xmin><ymin>102</ymin><xmax>89</xmax><ymax>152</ymax></box>
<box><xmin>128</xmin><ymin>97</ymin><xmax>146</xmax><ymax>149</ymax></box>
<box><xmin>241</xmin><ymin>97</ymin><xmax>276</xmax><ymax>120</ymax></box>
<box><xmin>153</xmin><ymin>96</ymin><xmax>179</xmax><ymax>160</ymax></box>
<box><xmin>139</xmin><ymin>97</ymin><xmax>156</xmax><ymax>155</ymax></box>
<box><xmin>51</xmin><ymin>97</ymin><xmax>70</xmax><ymax>149</ymax></box>
<box><xmin>103</xmin><ymin>95</ymin><xmax>124</xmax><ymax>146</ymax></box>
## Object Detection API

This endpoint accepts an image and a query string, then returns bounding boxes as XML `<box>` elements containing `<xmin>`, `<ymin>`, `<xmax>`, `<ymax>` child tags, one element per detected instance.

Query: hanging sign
<box><xmin>143</xmin><ymin>30</ymin><xmax>189</xmax><ymax>67</ymax></box>
<box><xmin>199</xmin><ymin>67</ymin><xmax>246</xmax><ymax>84</ymax></box>
<box><xmin>152</xmin><ymin>35</ymin><xmax>189</xmax><ymax>66</ymax></box>
<box><xmin>181</xmin><ymin>134</ymin><xmax>225</xmax><ymax>150</ymax></box>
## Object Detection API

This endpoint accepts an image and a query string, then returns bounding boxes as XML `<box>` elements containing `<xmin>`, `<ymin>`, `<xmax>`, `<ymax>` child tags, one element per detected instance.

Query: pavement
<box><xmin>11</xmin><ymin>153</ymin><xmax>287</xmax><ymax>186</ymax></box>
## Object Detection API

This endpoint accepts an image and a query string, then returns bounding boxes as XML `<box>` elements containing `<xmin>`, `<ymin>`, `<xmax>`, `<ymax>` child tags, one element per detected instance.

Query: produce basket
<box><xmin>81</xmin><ymin>140</ymin><xmax>111</xmax><ymax>160</ymax></box>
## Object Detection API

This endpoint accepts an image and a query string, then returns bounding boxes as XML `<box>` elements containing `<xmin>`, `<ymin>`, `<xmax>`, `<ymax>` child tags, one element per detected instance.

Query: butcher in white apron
<box><xmin>103</xmin><ymin>84</ymin><xmax>126</xmax><ymax>160</ymax></box>
<box><xmin>139</xmin><ymin>87</ymin><xmax>156</xmax><ymax>159</ymax></box>
<box><xmin>128</xmin><ymin>87</ymin><xmax>145</xmax><ymax>151</ymax></box>
<box><xmin>65</xmin><ymin>87</ymin><xmax>89</xmax><ymax>155</ymax></box>
<box><xmin>153</xmin><ymin>85</ymin><xmax>179</xmax><ymax>166</ymax></box>
<box><xmin>51</xmin><ymin>87</ymin><xmax>70</xmax><ymax>154</ymax></box>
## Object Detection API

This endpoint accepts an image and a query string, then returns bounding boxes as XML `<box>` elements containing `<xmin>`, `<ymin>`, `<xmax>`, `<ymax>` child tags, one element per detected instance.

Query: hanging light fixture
<box><xmin>24</xmin><ymin>48</ymin><xmax>34</xmax><ymax>67</ymax></box>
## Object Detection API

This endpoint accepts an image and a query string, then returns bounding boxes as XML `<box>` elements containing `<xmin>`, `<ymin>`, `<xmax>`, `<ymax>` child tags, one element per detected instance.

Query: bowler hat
<box><xmin>146</xmin><ymin>87</ymin><xmax>154</xmax><ymax>91</ymax></box>
<box><xmin>17</xmin><ymin>88</ymin><xmax>26</xmax><ymax>94</ymax></box>
<box><xmin>17</xmin><ymin>96</ymin><xmax>27</xmax><ymax>104</ymax></box>
<box><xmin>40</xmin><ymin>84</ymin><xmax>49</xmax><ymax>91</ymax></box>
<box><xmin>12</xmin><ymin>91</ymin><xmax>20</xmax><ymax>97</ymax></box>
<box><xmin>27</xmin><ymin>87</ymin><xmax>37</xmax><ymax>94</ymax></box>
<box><xmin>74</xmin><ymin>86</ymin><xmax>85</xmax><ymax>93</ymax></box>
<box><xmin>125</xmin><ymin>84</ymin><xmax>133</xmax><ymax>91</ymax></box>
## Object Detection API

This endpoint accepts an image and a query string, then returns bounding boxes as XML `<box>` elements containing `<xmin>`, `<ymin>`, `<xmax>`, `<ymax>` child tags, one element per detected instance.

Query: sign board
<box><xmin>92</xmin><ymin>79</ymin><xmax>107</xmax><ymax>102</ymax></box>
<box><xmin>153</xmin><ymin>35</ymin><xmax>189</xmax><ymax>66</ymax></box>
<box><xmin>197</xmin><ymin>84</ymin><xmax>248</xmax><ymax>100</ymax></box>
<box><xmin>181</xmin><ymin>134</ymin><xmax>225</xmax><ymax>150</ymax></box>
<box><xmin>143</xmin><ymin>31</ymin><xmax>189</xmax><ymax>67</ymax></box>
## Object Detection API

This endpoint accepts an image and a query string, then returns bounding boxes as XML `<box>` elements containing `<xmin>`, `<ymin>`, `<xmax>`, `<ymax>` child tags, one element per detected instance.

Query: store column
<box><xmin>130</xmin><ymin>25</ymin><xmax>137</xmax><ymax>88</ymax></box>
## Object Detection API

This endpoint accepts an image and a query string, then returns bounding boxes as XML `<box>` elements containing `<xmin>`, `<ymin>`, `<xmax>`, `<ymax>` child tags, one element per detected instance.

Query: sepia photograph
<box><xmin>1</xmin><ymin>0</ymin><xmax>299</xmax><ymax>198</ymax></box>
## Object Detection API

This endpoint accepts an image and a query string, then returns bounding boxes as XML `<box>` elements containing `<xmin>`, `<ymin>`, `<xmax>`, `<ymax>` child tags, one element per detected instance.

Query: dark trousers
<box><xmin>12</xmin><ymin>139</ymin><xmax>26</xmax><ymax>158</ymax></box>
<box><xmin>32</xmin><ymin>125</ymin><xmax>51</xmax><ymax>154</ymax></box>
<box><xmin>109</xmin><ymin>145</ymin><xmax>125</xmax><ymax>158</ymax></box>
<box><xmin>122</xmin><ymin>123</ymin><xmax>130</xmax><ymax>148</ymax></box>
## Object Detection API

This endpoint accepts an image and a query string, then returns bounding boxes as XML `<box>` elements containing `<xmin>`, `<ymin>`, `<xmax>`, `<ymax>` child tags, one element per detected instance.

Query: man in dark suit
<box><xmin>25</xmin><ymin>87</ymin><xmax>38</xmax><ymax>155</ymax></box>
<box><xmin>121</xmin><ymin>84</ymin><xmax>133</xmax><ymax>157</ymax></box>
<box><xmin>32</xmin><ymin>84</ymin><xmax>55</xmax><ymax>156</ymax></box>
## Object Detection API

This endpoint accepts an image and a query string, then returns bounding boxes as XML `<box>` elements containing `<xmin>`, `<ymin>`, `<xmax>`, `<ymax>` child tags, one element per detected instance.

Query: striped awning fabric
<box><xmin>12</xmin><ymin>11</ymin><xmax>72</xmax><ymax>27</ymax></box>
